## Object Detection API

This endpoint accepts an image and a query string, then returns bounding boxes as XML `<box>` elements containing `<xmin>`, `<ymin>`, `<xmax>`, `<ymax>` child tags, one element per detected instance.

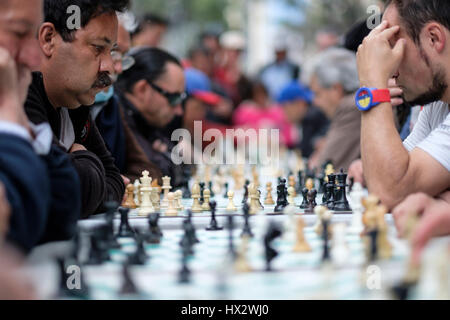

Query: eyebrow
<box><xmin>9</xmin><ymin>19</ymin><xmax>34</xmax><ymax>29</ymax></box>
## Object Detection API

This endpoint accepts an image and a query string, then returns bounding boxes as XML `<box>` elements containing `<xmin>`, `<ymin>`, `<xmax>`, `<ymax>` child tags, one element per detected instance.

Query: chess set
<box><xmin>24</xmin><ymin>161</ymin><xmax>450</xmax><ymax>300</ymax></box>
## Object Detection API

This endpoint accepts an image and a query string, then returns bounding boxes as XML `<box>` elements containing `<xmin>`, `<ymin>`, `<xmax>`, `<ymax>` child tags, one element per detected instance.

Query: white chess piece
<box><xmin>133</xmin><ymin>179</ymin><xmax>141</xmax><ymax>206</ymax></box>
<box><xmin>165</xmin><ymin>192</ymin><xmax>178</xmax><ymax>216</ymax></box>
<box><xmin>226</xmin><ymin>190</ymin><xmax>237</xmax><ymax>212</ymax></box>
<box><xmin>161</xmin><ymin>176</ymin><xmax>172</xmax><ymax>208</ymax></box>
<box><xmin>348</xmin><ymin>182</ymin><xmax>365</xmax><ymax>234</ymax></box>
<box><xmin>283</xmin><ymin>204</ymin><xmax>297</xmax><ymax>241</ymax></box>
<box><xmin>331</xmin><ymin>223</ymin><xmax>349</xmax><ymax>267</ymax></box>
<box><xmin>138</xmin><ymin>171</ymin><xmax>154</xmax><ymax>216</ymax></box>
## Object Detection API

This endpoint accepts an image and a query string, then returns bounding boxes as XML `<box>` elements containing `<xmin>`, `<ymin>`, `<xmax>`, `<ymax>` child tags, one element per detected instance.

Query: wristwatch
<box><xmin>355</xmin><ymin>87</ymin><xmax>391</xmax><ymax>111</ymax></box>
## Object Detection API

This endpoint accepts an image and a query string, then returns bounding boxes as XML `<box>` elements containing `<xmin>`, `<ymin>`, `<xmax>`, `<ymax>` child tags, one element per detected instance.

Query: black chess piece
<box><xmin>128</xmin><ymin>234</ymin><xmax>149</xmax><ymax>265</ymax></box>
<box><xmin>86</xmin><ymin>230</ymin><xmax>110</xmax><ymax>265</ymax></box>
<box><xmin>333</xmin><ymin>169</ymin><xmax>352</xmax><ymax>211</ymax></box>
<box><xmin>368</xmin><ymin>228</ymin><xmax>379</xmax><ymax>262</ymax></box>
<box><xmin>146</xmin><ymin>212</ymin><xmax>163</xmax><ymax>244</ymax></box>
<box><xmin>257</xmin><ymin>190</ymin><xmax>264</xmax><ymax>210</ymax></box>
<box><xmin>326</xmin><ymin>174</ymin><xmax>336</xmax><ymax>210</ymax></box>
<box><xmin>321</xmin><ymin>218</ymin><xmax>331</xmax><ymax>263</ymax></box>
<box><xmin>57</xmin><ymin>257</ymin><xmax>90</xmax><ymax>299</ymax></box>
<box><xmin>274</xmin><ymin>179</ymin><xmax>288</xmax><ymax>212</ymax></box>
<box><xmin>296</xmin><ymin>171</ymin><xmax>304</xmax><ymax>194</ymax></box>
<box><xmin>178</xmin><ymin>246</ymin><xmax>191</xmax><ymax>284</ymax></box>
<box><xmin>208</xmin><ymin>181</ymin><xmax>215</xmax><ymax>198</ymax></box>
<box><xmin>187</xmin><ymin>210</ymin><xmax>200</xmax><ymax>243</ymax></box>
<box><xmin>206</xmin><ymin>201</ymin><xmax>223</xmax><ymax>231</ymax></box>
<box><xmin>223</xmin><ymin>182</ymin><xmax>229</xmax><ymax>198</ymax></box>
<box><xmin>227</xmin><ymin>214</ymin><xmax>236</xmax><ymax>260</ymax></box>
<box><xmin>317</xmin><ymin>173</ymin><xmax>326</xmax><ymax>194</ymax></box>
<box><xmin>241</xmin><ymin>202</ymin><xmax>254</xmax><ymax>238</ymax></box>
<box><xmin>199</xmin><ymin>182</ymin><xmax>205</xmax><ymax>204</ymax></box>
<box><xmin>299</xmin><ymin>187</ymin><xmax>309</xmax><ymax>209</ymax></box>
<box><xmin>264</xmin><ymin>222</ymin><xmax>282</xmax><ymax>271</ymax></box>
<box><xmin>181</xmin><ymin>165</ymin><xmax>192</xmax><ymax>198</ymax></box>
<box><xmin>104</xmin><ymin>202</ymin><xmax>121</xmax><ymax>249</ymax></box>
<box><xmin>391</xmin><ymin>281</ymin><xmax>415</xmax><ymax>300</ymax></box>
<box><xmin>305</xmin><ymin>189</ymin><xmax>317</xmax><ymax>214</ymax></box>
<box><xmin>179</xmin><ymin>221</ymin><xmax>195</xmax><ymax>256</ymax></box>
<box><xmin>119</xmin><ymin>260</ymin><xmax>139</xmax><ymax>295</ymax></box>
<box><xmin>242</xmin><ymin>180</ymin><xmax>250</xmax><ymax>204</ymax></box>
<box><xmin>117</xmin><ymin>208</ymin><xmax>135</xmax><ymax>238</ymax></box>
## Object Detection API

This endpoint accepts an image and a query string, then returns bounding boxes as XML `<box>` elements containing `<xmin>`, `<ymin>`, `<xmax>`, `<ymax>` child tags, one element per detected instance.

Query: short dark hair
<box><xmin>387</xmin><ymin>0</ymin><xmax>450</xmax><ymax>44</ymax></box>
<box><xmin>44</xmin><ymin>0</ymin><xmax>130</xmax><ymax>42</ymax></box>
<box><xmin>116</xmin><ymin>47</ymin><xmax>182</xmax><ymax>93</ymax></box>
<box><xmin>131</xmin><ymin>13</ymin><xmax>169</xmax><ymax>37</ymax></box>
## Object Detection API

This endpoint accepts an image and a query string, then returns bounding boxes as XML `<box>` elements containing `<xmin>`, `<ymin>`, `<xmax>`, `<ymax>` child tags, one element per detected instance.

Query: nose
<box><xmin>100</xmin><ymin>52</ymin><xmax>115</xmax><ymax>75</ymax></box>
<box><xmin>17</xmin><ymin>37</ymin><xmax>41</xmax><ymax>71</ymax></box>
<box><xmin>113</xmin><ymin>60</ymin><xmax>123</xmax><ymax>76</ymax></box>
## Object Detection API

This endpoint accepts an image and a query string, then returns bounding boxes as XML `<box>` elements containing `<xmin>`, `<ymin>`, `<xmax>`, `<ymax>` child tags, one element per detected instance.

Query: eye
<box><xmin>93</xmin><ymin>45</ymin><xmax>104</xmax><ymax>55</ymax></box>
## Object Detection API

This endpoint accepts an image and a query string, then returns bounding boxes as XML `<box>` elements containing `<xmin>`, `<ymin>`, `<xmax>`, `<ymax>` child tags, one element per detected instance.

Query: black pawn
<box><xmin>119</xmin><ymin>261</ymin><xmax>139</xmax><ymax>296</ymax></box>
<box><xmin>178</xmin><ymin>247</ymin><xmax>191</xmax><ymax>284</ymax></box>
<box><xmin>117</xmin><ymin>208</ymin><xmax>135</xmax><ymax>238</ymax></box>
<box><xmin>333</xmin><ymin>169</ymin><xmax>352</xmax><ymax>211</ymax></box>
<box><xmin>128</xmin><ymin>234</ymin><xmax>148</xmax><ymax>265</ymax></box>
<box><xmin>206</xmin><ymin>201</ymin><xmax>223</xmax><ymax>231</ymax></box>
<box><xmin>223</xmin><ymin>182</ymin><xmax>229</xmax><ymax>198</ymax></box>
<box><xmin>104</xmin><ymin>202</ymin><xmax>121</xmax><ymax>249</ymax></box>
<box><xmin>264</xmin><ymin>222</ymin><xmax>282</xmax><ymax>271</ymax></box>
<box><xmin>181</xmin><ymin>166</ymin><xmax>192</xmax><ymax>199</ymax></box>
<box><xmin>208</xmin><ymin>181</ymin><xmax>215</xmax><ymax>198</ymax></box>
<box><xmin>322</xmin><ymin>218</ymin><xmax>331</xmax><ymax>263</ymax></box>
<box><xmin>227</xmin><ymin>214</ymin><xmax>236</xmax><ymax>260</ymax></box>
<box><xmin>299</xmin><ymin>187</ymin><xmax>309</xmax><ymax>209</ymax></box>
<box><xmin>274</xmin><ymin>179</ymin><xmax>288</xmax><ymax>212</ymax></box>
<box><xmin>242</xmin><ymin>180</ymin><xmax>250</xmax><ymax>204</ymax></box>
<box><xmin>305</xmin><ymin>189</ymin><xmax>317</xmax><ymax>214</ymax></box>
<box><xmin>199</xmin><ymin>182</ymin><xmax>205</xmax><ymax>204</ymax></box>
<box><xmin>241</xmin><ymin>202</ymin><xmax>254</xmax><ymax>238</ymax></box>
<box><xmin>146</xmin><ymin>212</ymin><xmax>163</xmax><ymax>244</ymax></box>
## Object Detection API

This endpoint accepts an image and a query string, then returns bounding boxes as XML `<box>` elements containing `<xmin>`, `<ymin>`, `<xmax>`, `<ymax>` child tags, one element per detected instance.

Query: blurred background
<box><xmin>130</xmin><ymin>0</ymin><xmax>384</xmax><ymax>76</ymax></box>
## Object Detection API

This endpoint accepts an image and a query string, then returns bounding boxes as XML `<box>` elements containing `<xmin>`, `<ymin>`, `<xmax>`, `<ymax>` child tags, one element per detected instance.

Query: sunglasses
<box><xmin>148</xmin><ymin>81</ymin><xmax>187</xmax><ymax>107</ymax></box>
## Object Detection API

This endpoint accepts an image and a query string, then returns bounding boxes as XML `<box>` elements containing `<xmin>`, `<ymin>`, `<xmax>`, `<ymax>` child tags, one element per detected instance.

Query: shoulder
<box><xmin>24</xmin><ymin>72</ymin><xmax>50</xmax><ymax>124</ymax></box>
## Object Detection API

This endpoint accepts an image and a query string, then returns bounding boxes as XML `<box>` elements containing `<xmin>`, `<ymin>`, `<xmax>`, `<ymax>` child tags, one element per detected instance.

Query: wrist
<box><xmin>359</xmin><ymin>77</ymin><xmax>389</xmax><ymax>89</ymax></box>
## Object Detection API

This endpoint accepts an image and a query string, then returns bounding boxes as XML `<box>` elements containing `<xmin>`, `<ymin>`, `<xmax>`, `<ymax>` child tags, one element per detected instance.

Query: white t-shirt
<box><xmin>403</xmin><ymin>101</ymin><xmax>450</xmax><ymax>171</ymax></box>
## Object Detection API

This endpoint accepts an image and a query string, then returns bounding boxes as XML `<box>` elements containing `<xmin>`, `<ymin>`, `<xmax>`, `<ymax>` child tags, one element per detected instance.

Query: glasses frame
<box><xmin>147</xmin><ymin>81</ymin><xmax>187</xmax><ymax>107</ymax></box>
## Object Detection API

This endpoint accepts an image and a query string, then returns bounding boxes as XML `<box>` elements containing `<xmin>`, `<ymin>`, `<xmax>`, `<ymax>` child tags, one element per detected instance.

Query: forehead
<box><xmin>383</xmin><ymin>4</ymin><xmax>402</xmax><ymax>28</ymax></box>
<box><xmin>0</xmin><ymin>0</ymin><xmax>43</xmax><ymax>25</ymax></box>
<box><xmin>75</xmin><ymin>13</ymin><xmax>118</xmax><ymax>42</ymax></box>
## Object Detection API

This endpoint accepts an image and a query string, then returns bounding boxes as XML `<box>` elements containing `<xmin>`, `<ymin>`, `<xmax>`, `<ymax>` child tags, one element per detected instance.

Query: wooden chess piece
<box><xmin>293</xmin><ymin>216</ymin><xmax>311</xmax><ymax>252</ymax></box>
<box><xmin>165</xmin><ymin>192</ymin><xmax>178</xmax><ymax>216</ymax></box>
<box><xmin>138</xmin><ymin>171</ymin><xmax>154</xmax><ymax>216</ymax></box>
<box><xmin>264</xmin><ymin>182</ymin><xmax>275</xmax><ymax>205</ymax></box>
<box><xmin>234</xmin><ymin>236</ymin><xmax>253</xmax><ymax>273</ymax></box>
<box><xmin>202</xmin><ymin>189</ymin><xmax>211</xmax><ymax>211</ymax></box>
<box><xmin>123</xmin><ymin>184</ymin><xmax>137</xmax><ymax>209</ymax></box>
<box><xmin>226</xmin><ymin>190</ymin><xmax>237</xmax><ymax>212</ymax></box>
<box><xmin>288</xmin><ymin>176</ymin><xmax>297</xmax><ymax>197</ymax></box>
<box><xmin>191</xmin><ymin>182</ymin><xmax>203</xmax><ymax>213</ymax></box>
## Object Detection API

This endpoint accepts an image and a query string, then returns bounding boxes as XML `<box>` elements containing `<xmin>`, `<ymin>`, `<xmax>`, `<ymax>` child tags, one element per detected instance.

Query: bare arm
<box><xmin>357</xmin><ymin>21</ymin><xmax>450</xmax><ymax>209</ymax></box>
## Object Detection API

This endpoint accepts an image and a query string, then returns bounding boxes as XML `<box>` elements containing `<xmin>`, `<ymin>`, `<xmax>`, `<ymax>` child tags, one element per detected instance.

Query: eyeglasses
<box><xmin>148</xmin><ymin>81</ymin><xmax>187</xmax><ymax>107</ymax></box>
<box><xmin>111</xmin><ymin>51</ymin><xmax>135</xmax><ymax>71</ymax></box>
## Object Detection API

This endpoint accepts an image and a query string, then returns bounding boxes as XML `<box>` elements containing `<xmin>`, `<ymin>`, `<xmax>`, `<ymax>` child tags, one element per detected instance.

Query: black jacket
<box><xmin>25</xmin><ymin>72</ymin><xmax>125</xmax><ymax>217</ymax></box>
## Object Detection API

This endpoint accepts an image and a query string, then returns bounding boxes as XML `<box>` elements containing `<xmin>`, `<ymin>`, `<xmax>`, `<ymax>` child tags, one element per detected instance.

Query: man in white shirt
<box><xmin>355</xmin><ymin>0</ymin><xmax>450</xmax><ymax>210</ymax></box>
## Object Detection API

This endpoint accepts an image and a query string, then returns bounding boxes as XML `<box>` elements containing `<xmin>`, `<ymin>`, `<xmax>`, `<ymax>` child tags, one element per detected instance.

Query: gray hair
<box><xmin>313</xmin><ymin>47</ymin><xmax>359</xmax><ymax>93</ymax></box>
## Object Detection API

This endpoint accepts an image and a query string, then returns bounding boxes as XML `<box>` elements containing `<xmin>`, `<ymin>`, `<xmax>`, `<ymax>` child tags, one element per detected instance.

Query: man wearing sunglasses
<box><xmin>116</xmin><ymin>47</ymin><xmax>188</xmax><ymax>188</ymax></box>
<box><xmin>91</xmin><ymin>15</ymin><xmax>162</xmax><ymax>183</ymax></box>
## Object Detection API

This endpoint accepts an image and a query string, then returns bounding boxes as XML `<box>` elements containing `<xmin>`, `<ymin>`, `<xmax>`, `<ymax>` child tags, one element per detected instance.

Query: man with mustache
<box><xmin>355</xmin><ymin>0</ymin><xmax>450</xmax><ymax>210</ymax></box>
<box><xmin>25</xmin><ymin>0</ymin><xmax>130</xmax><ymax>216</ymax></box>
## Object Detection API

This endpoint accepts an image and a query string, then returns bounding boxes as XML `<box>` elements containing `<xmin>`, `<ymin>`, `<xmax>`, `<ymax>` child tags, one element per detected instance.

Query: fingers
<box><xmin>121</xmin><ymin>175</ymin><xmax>130</xmax><ymax>186</ymax></box>
<box><xmin>391</xmin><ymin>97</ymin><xmax>404</xmax><ymax>107</ymax></box>
<box><xmin>411</xmin><ymin>210</ymin><xmax>450</xmax><ymax>265</ymax></box>
<box><xmin>368</xmin><ymin>20</ymin><xmax>389</xmax><ymax>36</ymax></box>
<box><xmin>392</xmin><ymin>38</ymin><xmax>406</xmax><ymax>59</ymax></box>
<box><xmin>392</xmin><ymin>193</ymin><xmax>430</xmax><ymax>237</ymax></box>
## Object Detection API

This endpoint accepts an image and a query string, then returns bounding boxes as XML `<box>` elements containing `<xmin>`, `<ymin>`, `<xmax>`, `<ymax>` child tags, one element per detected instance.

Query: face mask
<box><xmin>95</xmin><ymin>86</ymin><xmax>114</xmax><ymax>103</ymax></box>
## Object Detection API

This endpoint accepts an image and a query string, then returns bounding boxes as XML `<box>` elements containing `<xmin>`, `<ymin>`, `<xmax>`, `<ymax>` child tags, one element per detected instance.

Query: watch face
<box><xmin>356</xmin><ymin>88</ymin><xmax>372</xmax><ymax>109</ymax></box>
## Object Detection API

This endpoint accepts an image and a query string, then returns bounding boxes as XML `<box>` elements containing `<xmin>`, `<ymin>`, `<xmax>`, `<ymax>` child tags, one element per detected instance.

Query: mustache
<box><xmin>92</xmin><ymin>73</ymin><xmax>113</xmax><ymax>89</ymax></box>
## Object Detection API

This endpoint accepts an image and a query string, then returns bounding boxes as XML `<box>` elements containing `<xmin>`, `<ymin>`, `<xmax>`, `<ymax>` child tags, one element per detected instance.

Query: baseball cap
<box><xmin>277</xmin><ymin>81</ymin><xmax>314</xmax><ymax>105</ymax></box>
<box><xmin>185</xmin><ymin>68</ymin><xmax>221</xmax><ymax>106</ymax></box>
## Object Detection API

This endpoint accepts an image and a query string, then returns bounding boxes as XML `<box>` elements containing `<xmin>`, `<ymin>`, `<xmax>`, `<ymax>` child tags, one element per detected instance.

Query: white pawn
<box><xmin>348</xmin><ymin>182</ymin><xmax>365</xmax><ymax>234</ymax></box>
<box><xmin>161</xmin><ymin>176</ymin><xmax>172</xmax><ymax>209</ymax></box>
<box><xmin>314</xmin><ymin>205</ymin><xmax>328</xmax><ymax>235</ymax></box>
<box><xmin>175</xmin><ymin>190</ymin><xmax>184</xmax><ymax>211</ymax></box>
<box><xmin>226</xmin><ymin>190</ymin><xmax>237</xmax><ymax>212</ymax></box>
<box><xmin>287</xmin><ymin>186</ymin><xmax>295</xmax><ymax>205</ymax></box>
<box><xmin>331</xmin><ymin>223</ymin><xmax>349</xmax><ymax>267</ymax></box>
<box><xmin>165</xmin><ymin>192</ymin><xmax>178</xmax><ymax>216</ymax></box>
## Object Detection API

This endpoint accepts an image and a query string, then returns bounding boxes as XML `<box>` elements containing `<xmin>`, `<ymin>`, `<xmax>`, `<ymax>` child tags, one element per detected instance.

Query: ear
<box><xmin>39</xmin><ymin>23</ymin><xmax>58</xmax><ymax>58</ymax></box>
<box><xmin>424</xmin><ymin>22</ymin><xmax>446</xmax><ymax>53</ymax></box>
